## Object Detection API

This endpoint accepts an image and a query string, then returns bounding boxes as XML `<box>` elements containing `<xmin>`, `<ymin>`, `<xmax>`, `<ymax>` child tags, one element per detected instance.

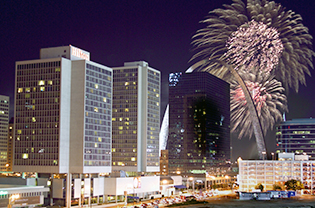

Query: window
<box><xmin>48</xmin><ymin>80</ymin><xmax>53</xmax><ymax>85</ymax></box>
<box><xmin>95</xmin><ymin>84</ymin><xmax>99</xmax><ymax>89</ymax></box>
<box><xmin>25</xmin><ymin>88</ymin><xmax>31</xmax><ymax>92</ymax></box>
<box><xmin>22</xmin><ymin>153</ymin><xmax>28</xmax><ymax>159</ymax></box>
<box><xmin>38</xmin><ymin>80</ymin><xmax>45</xmax><ymax>85</ymax></box>
<box><xmin>18</xmin><ymin>88</ymin><xmax>23</xmax><ymax>93</ymax></box>
<box><xmin>40</xmin><ymin>87</ymin><xmax>45</xmax><ymax>92</ymax></box>
<box><xmin>94</xmin><ymin>107</ymin><xmax>98</xmax><ymax>112</ymax></box>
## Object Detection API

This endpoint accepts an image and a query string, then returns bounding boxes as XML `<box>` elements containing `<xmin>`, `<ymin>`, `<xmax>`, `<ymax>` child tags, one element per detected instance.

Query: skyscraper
<box><xmin>15</xmin><ymin>45</ymin><xmax>112</xmax><ymax>174</ymax></box>
<box><xmin>15</xmin><ymin>45</ymin><xmax>112</xmax><ymax>206</ymax></box>
<box><xmin>167</xmin><ymin>71</ymin><xmax>230</xmax><ymax>175</ymax></box>
<box><xmin>0</xmin><ymin>95</ymin><xmax>9</xmax><ymax>171</ymax></box>
<box><xmin>112</xmin><ymin>61</ymin><xmax>160</xmax><ymax>174</ymax></box>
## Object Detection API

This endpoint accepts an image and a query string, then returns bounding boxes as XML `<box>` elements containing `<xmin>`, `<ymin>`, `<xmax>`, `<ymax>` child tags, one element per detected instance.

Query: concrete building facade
<box><xmin>0</xmin><ymin>95</ymin><xmax>9</xmax><ymax>172</ymax></box>
<box><xmin>239</xmin><ymin>155</ymin><xmax>315</xmax><ymax>194</ymax></box>
<box><xmin>112</xmin><ymin>61</ymin><xmax>160</xmax><ymax>174</ymax></box>
<box><xmin>14</xmin><ymin>45</ymin><xmax>112</xmax><ymax>207</ymax></box>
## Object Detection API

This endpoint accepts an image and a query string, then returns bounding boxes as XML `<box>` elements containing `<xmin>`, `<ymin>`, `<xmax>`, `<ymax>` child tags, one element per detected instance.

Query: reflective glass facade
<box><xmin>167</xmin><ymin>71</ymin><xmax>230</xmax><ymax>175</ymax></box>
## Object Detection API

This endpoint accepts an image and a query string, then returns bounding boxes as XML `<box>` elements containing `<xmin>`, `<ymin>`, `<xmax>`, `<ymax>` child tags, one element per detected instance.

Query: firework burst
<box><xmin>231</xmin><ymin>71</ymin><xmax>287</xmax><ymax>138</ymax></box>
<box><xmin>192</xmin><ymin>0</ymin><xmax>314</xmax><ymax>91</ymax></box>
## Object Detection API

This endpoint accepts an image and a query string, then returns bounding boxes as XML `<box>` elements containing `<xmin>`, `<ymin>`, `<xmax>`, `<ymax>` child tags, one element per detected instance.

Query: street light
<box><xmin>262</xmin><ymin>152</ymin><xmax>266</xmax><ymax>160</ymax></box>
<box><xmin>188</xmin><ymin>177</ymin><xmax>194</xmax><ymax>193</ymax></box>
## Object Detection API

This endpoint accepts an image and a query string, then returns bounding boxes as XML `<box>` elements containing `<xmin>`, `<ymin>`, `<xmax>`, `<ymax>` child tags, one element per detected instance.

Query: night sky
<box><xmin>1</xmin><ymin>0</ymin><xmax>315</xmax><ymax>161</ymax></box>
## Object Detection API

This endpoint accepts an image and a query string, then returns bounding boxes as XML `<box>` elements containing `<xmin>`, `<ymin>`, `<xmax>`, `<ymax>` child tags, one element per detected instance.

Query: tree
<box><xmin>255</xmin><ymin>183</ymin><xmax>264</xmax><ymax>192</ymax></box>
<box><xmin>272</xmin><ymin>183</ymin><xmax>283</xmax><ymax>191</ymax></box>
<box><xmin>285</xmin><ymin>179</ymin><xmax>304</xmax><ymax>191</ymax></box>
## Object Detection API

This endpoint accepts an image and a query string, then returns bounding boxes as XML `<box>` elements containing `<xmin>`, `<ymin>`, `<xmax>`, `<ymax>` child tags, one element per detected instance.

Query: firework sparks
<box><xmin>226</xmin><ymin>20</ymin><xmax>284</xmax><ymax>73</ymax></box>
<box><xmin>230</xmin><ymin>72</ymin><xmax>287</xmax><ymax>139</ymax></box>
<box><xmin>192</xmin><ymin>0</ymin><xmax>314</xmax><ymax>91</ymax></box>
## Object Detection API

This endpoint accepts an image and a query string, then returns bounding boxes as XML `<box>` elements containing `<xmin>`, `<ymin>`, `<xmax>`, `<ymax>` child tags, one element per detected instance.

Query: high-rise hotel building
<box><xmin>0</xmin><ymin>95</ymin><xmax>9</xmax><ymax>171</ymax></box>
<box><xmin>112</xmin><ymin>61</ymin><xmax>160</xmax><ymax>174</ymax></box>
<box><xmin>15</xmin><ymin>45</ymin><xmax>112</xmax><ymax>174</ymax></box>
<box><xmin>15</xmin><ymin>45</ymin><xmax>112</xmax><ymax>206</ymax></box>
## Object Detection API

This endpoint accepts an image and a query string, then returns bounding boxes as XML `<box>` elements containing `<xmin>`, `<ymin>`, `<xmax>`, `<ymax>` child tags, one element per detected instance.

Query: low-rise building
<box><xmin>238</xmin><ymin>153</ymin><xmax>315</xmax><ymax>194</ymax></box>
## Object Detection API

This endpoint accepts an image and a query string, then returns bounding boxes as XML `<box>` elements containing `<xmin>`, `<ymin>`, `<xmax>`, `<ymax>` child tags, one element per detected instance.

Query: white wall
<box><xmin>104</xmin><ymin>176</ymin><xmax>160</xmax><ymax>196</ymax></box>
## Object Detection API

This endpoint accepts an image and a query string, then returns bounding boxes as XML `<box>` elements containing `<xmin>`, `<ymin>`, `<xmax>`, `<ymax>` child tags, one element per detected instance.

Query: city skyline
<box><xmin>1</xmin><ymin>0</ymin><xmax>315</xmax><ymax>160</ymax></box>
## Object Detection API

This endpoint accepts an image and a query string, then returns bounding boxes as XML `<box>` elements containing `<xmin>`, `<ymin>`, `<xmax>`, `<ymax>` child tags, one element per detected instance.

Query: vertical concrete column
<box><xmin>66</xmin><ymin>173</ymin><xmax>72</xmax><ymax>208</ymax></box>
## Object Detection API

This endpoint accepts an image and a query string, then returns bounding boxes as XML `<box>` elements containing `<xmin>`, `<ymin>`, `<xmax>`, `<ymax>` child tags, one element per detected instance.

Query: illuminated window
<box><xmin>133</xmin><ymin>149</ymin><xmax>136</xmax><ymax>152</ymax></box>
<box><xmin>113</xmin><ymin>162</ymin><xmax>116</xmax><ymax>165</ymax></box>
<box><xmin>40</xmin><ymin>87</ymin><xmax>45</xmax><ymax>91</ymax></box>
<box><xmin>112</xmin><ymin>148</ymin><xmax>116</xmax><ymax>152</ymax></box>
<box><xmin>156</xmin><ymin>94</ymin><xmax>159</xmax><ymax>97</ymax></box>
<box><xmin>103</xmin><ymin>98</ymin><xmax>107</xmax><ymax>102</ymax></box>
<box><xmin>118</xmin><ymin>162</ymin><xmax>123</xmax><ymax>166</ymax></box>
<box><xmin>98</xmin><ymin>137</ymin><xmax>102</xmax><ymax>142</ymax></box>
<box><xmin>22</xmin><ymin>153</ymin><xmax>28</xmax><ymax>159</ymax></box>
<box><xmin>95</xmin><ymin>84</ymin><xmax>99</xmax><ymax>89</ymax></box>
<box><xmin>31</xmin><ymin>148</ymin><xmax>34</xmax><ymax>153</ymax></box>
<box><xmin>119</xmin><ymin>131</ymin><xmax>123</xmax><ymax>134</ymax></box>
<box><xmin>131</xmin><ymin>157</ymin><xmax>136</xmax><ymax>161</ymax></box>
<box><xmin>95</xmin><ymin>143</ymin><xmax>98</xmax><ymax>148</ymax></box>
<box><xmin>107</xmin><ymin>77</ymin><xmax>111</xmax><ymax>81</ymax></box>
<box><xmin>18</xmin><ymin>88</ymin><xmax>23</xmax><ymax>93</ymax></box>
<box><xmin>156</xmin><ymin>102</ymin><xmax>159</xmax><ymax>106</ymax></box>
<box><xmin>25</xmin><ymin>88</ymin><xmax>31</xmax><ymax>92</ymax></box>
<box><xmin>125</xmin><ymin>82</ymin><xmax>129</xmax><ymax>86</ymax></box>
<box><xmin>25</xmin><ymin>94</ymin><xmax>30</xmax><ymax>98</ymax></box>
<box><xmin>32</xmin><ymin>117</ymin><xmax>36</xmax><ymax>122</ymax></box>
<box><xmin>17</xmin><ymin>130</ymin><xmax>22</xmax><ymax>134</ymax></box>
<box><xmin>55</xmin><ymin>67</ymin><xmax>61</xmax><ymax>72</ymax></box>
<box><xmin>38</xmin><ymin>80</ymin><xmax>45</xmax><ymax>85</ymax></box>
<box><xmin>118</xmin><ymin>126</ymin><xmax>123</xmax><ymax>130</ymax></box>
<box><xmin>48</xmin><ymin>80</ymin><xmax>53</xmax><ymax>85</ymax></box>
<box><xmin>55</xmin><ymin>98</ymin><xmax>58</xmax><ymax>103</ymax></box>
<box><xmin>33</xmin><ymin>87</ymin><xmax>36</xmax><ymax>92</ymax></box>
<box><xmin>94</xmin><ymin>107</ymin><xmax>98</xmax><ymax>112</ymax></box>
<box><xmin>0</xmin><ymin>111</ymin><xmax>4</xmax><ymax>114</ymax></box>
<box><xmin>112</xmin><ymin>118</ymin><xmax>116</xmax><ymax>121</ymax></box>
<box><xmin>53</xmin><ymin>160</ymin><xmax>58</xmax><ymax>165</ymax></box>
<box><xmin>125</xmin><ymin>108</ymin><xmax>129</xmax><ymax>112</ymax></box>
<box><xmin>119</xmin><ymin>118</ymin><xmax>123</xmax><ymax>121</ymax></box>
<box><xmin>133</xmin><ymin>131</ymin><xmax>137</xmax><ymax>134</ymax></box>
<box><xmin>17</xmin><ymin>136</ymin><xmax>20</xmax><ymax>141</ymax></box>
<box><xmin>90</xmin><ymin>89</ymin><xmax>93</xmax><ymax>93</ymax></box>
<box><xmin>125</xmin><ymin>122</ymin><xmax>129</xmax><ymax>125</ymax></box>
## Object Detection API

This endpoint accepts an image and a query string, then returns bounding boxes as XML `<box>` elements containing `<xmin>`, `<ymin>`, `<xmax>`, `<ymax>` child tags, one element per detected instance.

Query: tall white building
<box><xmin>0</xmin><ymin>95</ymin><xmax>9</xmax><ymax>171</ymax></box>
<box><xmin>14</xmin><ymin>45</ymin><xmax>112</xmax><ymax>206</ymax></box>
<box><xmin>112</xmin><ymin>61</ymin><xmax>160</xmax><ymax>174</ymax></box>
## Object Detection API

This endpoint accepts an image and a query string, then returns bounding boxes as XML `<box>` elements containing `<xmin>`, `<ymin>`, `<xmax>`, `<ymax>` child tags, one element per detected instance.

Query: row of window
<box><xmin>17</xmin><ymin>61</ymin><xmax>61</xmax><ymax>70</ymax></box>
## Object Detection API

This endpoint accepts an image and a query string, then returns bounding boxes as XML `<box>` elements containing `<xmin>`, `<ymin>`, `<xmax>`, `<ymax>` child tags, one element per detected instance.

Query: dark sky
<box><xmin>1</xmin><ymin>0</ymin><xmax>315</xmax><ymax>161</ymax></box>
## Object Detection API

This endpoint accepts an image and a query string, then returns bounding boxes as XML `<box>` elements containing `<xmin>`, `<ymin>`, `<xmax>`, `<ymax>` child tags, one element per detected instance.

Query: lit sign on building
<box><xmin>71</xmin><ymin>46</ymin><xmax>90</xmax><ymax>61</ymax></box>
